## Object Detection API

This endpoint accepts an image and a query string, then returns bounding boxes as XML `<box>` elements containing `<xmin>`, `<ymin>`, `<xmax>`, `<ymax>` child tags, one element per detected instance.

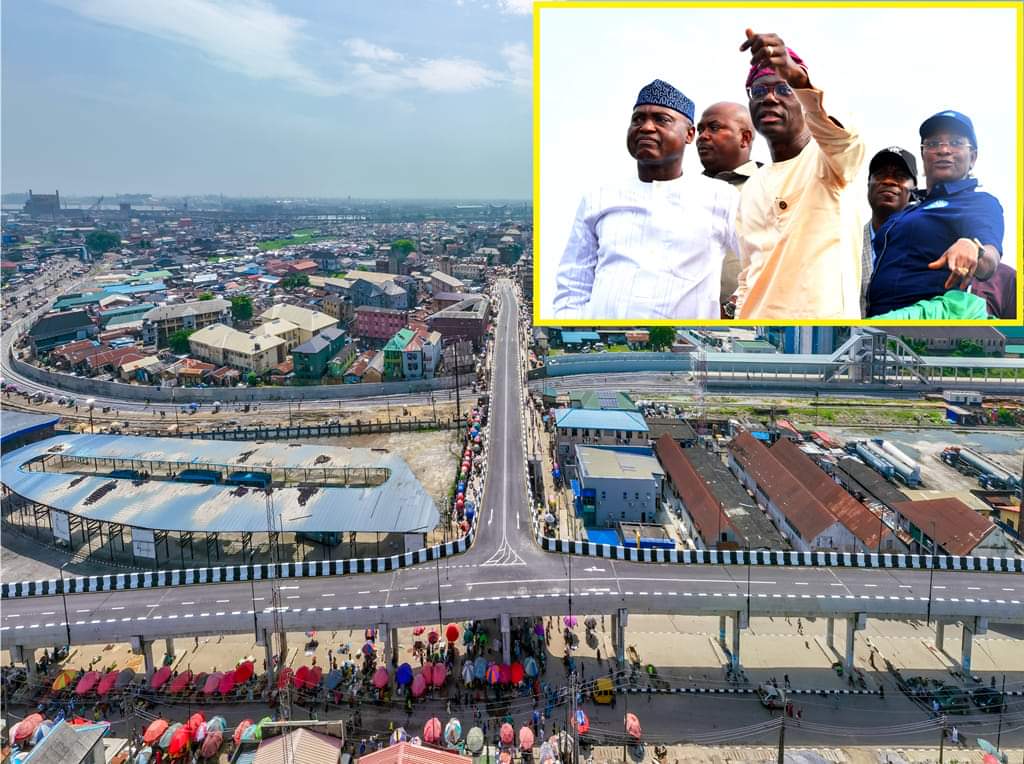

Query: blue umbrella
<box><xmin>324</xmin><ymin>669</ymin><xmax>343</xmax><ymax>690</ymax></box>
<box><xmin>473</xmin><ymin>656</ymin><xmax>487</xmax><ymax>680</ymax></box>
<box><xmin>396</xmin><ymin>663</ymin><xmax>414</xmax><ymax>686</ymax></box>
<box><xmin>466</xmin><ymin>508</ymin><xmax>476</xmax><ymax>522</ymax></box>
<box><xmin>524</xmin><ymin>656</ymin><xmax>539</xmax><ymax>677</ymax></box>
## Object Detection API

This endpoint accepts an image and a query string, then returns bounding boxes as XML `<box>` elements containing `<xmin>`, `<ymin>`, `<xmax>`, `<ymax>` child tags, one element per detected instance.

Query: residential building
<box><xmin>291</xmin><ymin>326</ymin><xmax>348</xmax><ymax>380</ymax></box>
<box><xmin>426</xmin><ymin>294</ymin><xmax>490</xmax><ymax>349</ymax></box>
<box><xmin>188</xmin><ymin>323</ymin><xmax>287</xmax><ymax>374</ymax></box>
<box><xmin>28</xmin><ymin>310</ymin><xmax>97</xmax><ymax>353</ymax></box>
<box><xmin>251</xmin><ymin>317</ymin><xmax>302</xmax><ymax>351</ymax></box>
<box><xmin>554</xmin><ymin>408</ymin><xmax>650</xmax><ymax>468</ymax></box>
<box><xmin>364</xmin><ymin>350</ymin><xmax>385</xmax><ymax>383</ymax></box>
<box><xmin>892</xmin><ymin>497</ymin><xmax>1014</xmax><ymax>555</ymax></box>
<box><xmin>354</xmin><ymin>306</ymin><xmax>408</xmax><ymax>343</ymax></box>
<box><xmin>140</xmin><ymin>299</ymin><xmax>231</xmax><ymax>348</ymax></box>
<box><xmin>322</xmin><ymin>293</ymin><xmax>354</xmax><ymax>325</ymax></box>
<box><xmin>326</xmin><ymin>341</ymin><xmax>359</xmax><ymax>378</ymax></box>
<box><xmin>569</xmin><ymin>390</ymin><xmax>637</xmax><ymax>411</ymax></box>
<box><xmin>383</xmin><ymin>328</ymin><xmax>416</xmax><ymax>381</ymax></box>
<box><xmin>258</xmin><ymin>304</ymin><xmax>337</xmax><ymax>344</ymax></box>
<box><xmin>574</xmin><ymin>445</ymin><xmax>663</xmax><ymax>526</ymax></box>
<box><xmin>430</xmin><ymin>269</ymin><xmax>465</xmax><ymax>294</ymax></box>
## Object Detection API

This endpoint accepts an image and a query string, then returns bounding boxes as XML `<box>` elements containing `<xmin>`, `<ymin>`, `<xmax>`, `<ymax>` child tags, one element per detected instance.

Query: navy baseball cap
<box><xmin>869</xmin><ymin>146</ymin><xmax>918</xmax><ymax>185</ymax></box>
<box><xmin>919</xmin><ymin>110</ymin><xmax>977</xmax><ymax>147</ymax></box>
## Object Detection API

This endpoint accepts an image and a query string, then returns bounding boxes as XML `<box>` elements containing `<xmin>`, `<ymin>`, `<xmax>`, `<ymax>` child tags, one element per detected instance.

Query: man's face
<box><xmin>626</xmin><ymin>104</ymin><xmax>693</xmax><ymax>165</ymax></box>
<box><xmin>921</xmin><ymin>130</ymin><xmax>976</xmax><ymax>187</ymax></box>
<box><xmin>867</xmin><ymin>159</ymin><xmax>915</xmax><ymax>218</ymax></box>
<box><xmin>696</xmin><ymin>105</ymin><xmax>751</xmax><ymax>175</ymax></box>
<box><xmin>747</xmin><ymin>74</ymin><xmax>804</xmax><ymax>142</ymax></box>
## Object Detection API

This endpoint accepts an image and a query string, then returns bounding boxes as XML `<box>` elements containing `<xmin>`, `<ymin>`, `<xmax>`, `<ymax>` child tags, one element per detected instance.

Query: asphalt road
<box><xmin>2</xmin><ymin>279</ymin><xmax>1022</xmax><ymax>652</ymax></box>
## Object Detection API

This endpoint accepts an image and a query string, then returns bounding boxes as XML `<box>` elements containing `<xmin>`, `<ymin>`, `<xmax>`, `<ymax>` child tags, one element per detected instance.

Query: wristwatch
<box><xmin>971</xmin><ymin>238</ymin><xmax>985</xmax><ymax>259</ymax></box>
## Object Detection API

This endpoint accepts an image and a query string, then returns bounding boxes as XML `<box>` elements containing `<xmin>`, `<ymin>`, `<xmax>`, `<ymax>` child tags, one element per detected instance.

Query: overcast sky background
<box><xmin>537</xmin><ymin>6</ymin><xmax>1019</xmax><ymax>318</ymax></box>
<box><xmin>1</xmin><ymin>0</ymin><xmax>533</xmax><ymax>199</ymax></box>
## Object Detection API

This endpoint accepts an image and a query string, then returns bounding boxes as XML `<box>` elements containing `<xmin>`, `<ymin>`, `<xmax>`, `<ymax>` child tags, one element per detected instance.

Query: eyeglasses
<box><xmin>746</xmin><ymin>83</ymin><xmax>795</xmax><ymax>100</ymax></box>
<box><xmin>921</xmin><ymin>137</ymin><xmax>973</xmax><ymax>151</ymax></box>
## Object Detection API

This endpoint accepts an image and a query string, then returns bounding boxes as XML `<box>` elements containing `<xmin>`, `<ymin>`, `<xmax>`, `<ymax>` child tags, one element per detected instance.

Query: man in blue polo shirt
<box><xmin>866</xmin><ymin>110</ymin><xmax>1003</xmax><ymax>317</ymax></box>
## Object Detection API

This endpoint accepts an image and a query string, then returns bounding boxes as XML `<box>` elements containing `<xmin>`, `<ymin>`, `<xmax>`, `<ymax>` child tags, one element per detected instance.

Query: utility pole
<box><xmin>996</xmin><ymin>673</ymin><xmax>1006</xmax><ymax>751</ymax></box>
<box><xmin>938</xmin><ymin>716</ymin><xmax>945</xmax><ymax>764</ymax></box>
<box><xmin>266</xmin><ymin>489</ymin><xmax>291</xmax><ymax>722</ymax></box>
<box><xmin>777</xmin><ymin>715</ymin><xmax>786</xmax><ymax>764</ymax></box>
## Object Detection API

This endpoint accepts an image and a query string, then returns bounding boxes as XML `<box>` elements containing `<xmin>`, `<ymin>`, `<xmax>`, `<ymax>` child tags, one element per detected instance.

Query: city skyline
<box><xmin>1</xmin><ymin>0</ymin><xmax>533</xmax><ymax>199</ymax></box>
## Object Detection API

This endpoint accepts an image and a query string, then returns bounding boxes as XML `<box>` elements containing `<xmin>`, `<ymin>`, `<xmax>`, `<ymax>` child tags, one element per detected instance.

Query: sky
<box><xmin>536</xmin><ymin>6</ymin><xmax>1020</xmax><ymax>318</ymax></box>
<box><xmin>1</xmin><ymin>0</ymin><xmax>534</xmax><ymax>199</ymax></box>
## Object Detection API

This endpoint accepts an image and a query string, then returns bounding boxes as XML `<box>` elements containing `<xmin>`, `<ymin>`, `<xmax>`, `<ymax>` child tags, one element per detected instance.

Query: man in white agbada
<box><xmin>552</xmin><ymin>79</ymin><xmax>739</xmax><ymax>320</ymax></box>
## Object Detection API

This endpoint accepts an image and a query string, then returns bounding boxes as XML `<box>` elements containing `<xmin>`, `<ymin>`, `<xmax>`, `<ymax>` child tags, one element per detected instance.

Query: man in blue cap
<box><xmin>552</xmin><ymin>79</ymin><xmax>739</xmax><ymax>320</ymax></box>
<box><xmin>867</xmin><ymin>110</ymin><xmax>1004</xmax><ymax>317</ymax></box>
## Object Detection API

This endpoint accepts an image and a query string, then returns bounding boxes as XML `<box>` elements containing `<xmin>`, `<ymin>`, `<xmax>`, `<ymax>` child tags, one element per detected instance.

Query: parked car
<box><xmin>971</xmin><ymin>686</ymin><xmax>1006</xmax><ymax>713</ymax></box>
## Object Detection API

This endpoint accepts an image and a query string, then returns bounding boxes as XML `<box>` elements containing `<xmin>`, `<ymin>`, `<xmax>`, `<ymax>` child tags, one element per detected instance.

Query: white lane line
<box><xmin>321</xmin><ymin>593</ymin><xmax>335</xmax><ymax>597</ymax></box>
<box><xmin>216</xmin><ymin>599</ymin><xmax>231</xmax><ymax>603</ymax></box>
<box><xmin>181</xmin><ymin>601</ymin><xmax>195</xmax><ymax>605</ymax></box>
<box><xmin>111</xmin><ymin>606</ymin><xmax>124</xmax><ymax>611</ymax></box>
<box><xmin>286</xmin><ymin>595</ymin><xmax>300</xmax><ymax>600</ymax></box>
<box><xmin>76</xmin><ymin>609</ymin><xmax>90</xmax><ymax>613</ymax></box>
<box><xmin>40</xmin><ymin>611</ymin><xmax>55</xmax><ymax>616</ymax></box>
<box><xmin>795</xmin><ymin>582</ymin><xmax>808</xmax><ymax>586</ymax></box>
<box><xmin>358</xmin><ymin>591</ymin><xmax>371</xmax><ymax>595</ymax></box>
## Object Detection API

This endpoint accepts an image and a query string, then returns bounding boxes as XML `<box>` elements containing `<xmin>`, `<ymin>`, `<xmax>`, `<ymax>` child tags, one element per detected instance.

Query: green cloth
<box><xmin>873</xmin><ymin>290</ymin><xmax>990</xmax><ymax>320</ymax></box>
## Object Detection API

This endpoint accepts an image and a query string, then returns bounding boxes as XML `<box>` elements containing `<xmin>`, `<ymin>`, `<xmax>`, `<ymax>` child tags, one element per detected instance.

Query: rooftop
<box><xmin>190</xmin><ymin>323</ymin><xmax>286</xmax><ymax>355</ymax></box>
<box><xmin>142</xmin><ymin>299</ymin><xmax>230</xmax><ymax>322</ymax></box>
<box><xmin>892</xmin><ymin>497</ymin><xmax>996</xmax><ymax>555</ymax></box>
<box><xmin>260</xmin><ymin>303</ymin><xmax>337</xmax><ymax>333</ymax></box>
<box><xmin>577</xmin><ymin>445</ymin><xmax>663</xmax><ymax>482</ymax></box>
<box><xmin>554</xmin><ymin>408</ymin><xmax>649</xmax><ymax>432</ymax></box>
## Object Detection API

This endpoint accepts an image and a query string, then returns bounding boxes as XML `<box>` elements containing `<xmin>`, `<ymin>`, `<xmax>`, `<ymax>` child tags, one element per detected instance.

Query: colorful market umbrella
<box><xmin>234</xmin><ymin>661</ymin><xmax>254</xmax><ymax>683</ymax></box>
<box><xmin>276</xmin><ymin>668</ymin><xmax>293</xmax><ymax>689</ymax></box>
<box><xmin>51</xmin><ymin>669</ymin><xmax>77</xmax><ymax>691</ymax></box>
<box><xmin>232</xmin><ymin>720</ymin><xmax>253</xmax><ymax>747</ymax></box>
<box><xmin>116</xmin><ymin>668</ymin><xmax>136</xmax><ymax>689</ymax></box>
<box><xmin>524</xmin><ymin>656</ymin><xmax>539</xmax><ymax>677</ymax></box>
<box><xmin>207</xmin><ymin>717</ymin><xmax>227</xmax><ymax>734</ymax></box>
<box><xmin>485</xmin><ymin>663</ymin><xmax>502</xmax><ymax>684</ymax></box>
<box><xmin>396</xmin><ymin>663</ymin><xmax>414</xmax><ymax>686</ymax></box>
<box><xmin>293</xmin><ymin>665</ymin><xmax>310</xmax><ymax>688</ymax></box>
<box><xmin>500</xmin><ymin>723</ymin><xmax>514</xmax><ymax>745</ymax></box>
<box><xmin>625</xmin><ymin>713</ymin><xmax>642</xmax><ymax>740</ymax></box>
<box><xmin>325</xmin><ymin>669</ymin><xmax>344</xmax><ymax>690</ymax></box>
<box><xmin>428</xmin><ymin>630</ymin><xmax>439</xmax><ymax>644</ymax></box>
<box><xmin>195</xmin><ymin>723</ymin><xmax>208</xmax><ymax>743</ymax></box>
<box><xmin>372</xmin><ymin>667</ymin><xmax>390</xmax><ymax>689</ymax></box>
<box><xmin>143</xmin><ymin>719</ymin><xmax>169</xmax><ymax>746</ymax></box>
<box><xmin>200</xmin><ymin>730</ymin><xmax>223</xmax><ymax>759</ymax></box>
<box><xmin>150</xmin><ymin>665</ymin><xmax>172</xmax><ymax>690</ymax></box>
<box><xmin>444</xmin><ymin>718</ymin><xmax>462</xmax><ymax>746</ymax></box>
<box><xmin>75</xmin><ymin>670</ymin><xmax>101</xmax><ymax>695</ymax></box>
<box><xmin>431</xmin><ymin>662</ymin><xmax>447</xmax><ymax>687</ymax></box>
<box><xmin>202</xmin><ymin>672</ymin><xmax>223</xmax><ymax>695</ymax></box>
<box><xmin>413</xmin><ymin>625</ymin><xmax>426</xmax><ymax>636</ymax></box>
<box><xmin>12</xmin><ymin>714</ymin><xmax>43</xmax><ymax>744</ymax></box>
<box><xmin>473</xmin><ymin>657</ymin><xmax>488</xmax><ymax>681</ymax></box>
<box><xmin>218</xmin><ymin>672</ymin><xmax>235</xmax><ymax>695</ymax></box>
<box><xmin>563</xmin><ymin>615</ymin><xmax>577</xmax><ymax>629</ymax></box>
<box><xmin>135</xmin><ymin>747</ymin><xmax>153</xmax><ymax>764</ymax></box>
<box><xmin>574</xmin><ymin>710</ymin><xmax>589</xmax><ymax>735</ymax></box>
<box><xmin>96</xmin><ymin>670</ymin><xmax>119</xmax><ymax>696</ymax></box>
<box><xmin>411</xmin><ymin>673</ymin><xmax>428</xmax><ymax>697</ymax></box>
<box><xmin>168</xmin><ymin>671</ymin><xmax>193</xmax><ymax>694</ymax></box>
<box><xmin>252</xmin><ymin>716</ymin><xmax>273</xmax><ymax>742</ymax></box>
<box><xmin>168</xmin><ymin>726</ymin><xmax>191</xmax><ymax>758</ymax></box>
<box><xmin>466</xmin><ymin>727</ymin><xmax>484</xmax><ymax>755</ymax></box>
<box><xmin>158</xmin><ymin>723</ymin><xmax>182</xmax><ymax>750</ymax></box>
<box><xmin>185</xmin><ymin>712</ymin><xmax>206</xmax><ymax>740</ymax></box>
<box><xmin>510</xmin><ymin>662</ymin><xmax>525</xmax><ymax>684</ymax></box>
<box><xmin>461</xmin><ymin>661</ymin><xmax>475</xmax><ymax>685</ymax></box>
<box><xmin>305</xmin><ymin>665</ymin><xmax>322</xmax><ymax>689</ymax></box>
<box><xmin>519</xmin><ymin>726</ymin><xmax>535</xmax><ymax>750</ymax></box>
<box><xmin>445</xmin><ymin>623</ymin><xmax>461</xmax><ymax>642</ymax></box>
<box><xmin>423</xmin><ymin>718</ymin><xmax>442</xmax><ymax>744</ymax></box>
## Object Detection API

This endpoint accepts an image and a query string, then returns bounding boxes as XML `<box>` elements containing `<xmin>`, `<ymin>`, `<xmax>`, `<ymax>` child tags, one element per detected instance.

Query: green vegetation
<box><xmin>647</xmin><ymin>326</ymin><xmax>677</xmax><ymax>351</ymax></box>
<box><xmin>391</xmin><ymin>239</ymin><xmax>415</xmax><ymax>257</ymax></box>
<box><xmin>280</xmin><ymin>273</ymin><xmax>310</xmax><ymax>290</ymax></box>
<box><xmin>168</xmin><ymin>329</ymin><xmax>195</xmax><ymax>354</ymax></box>
<box><xmin>198</xmin><ymin>292</ymin><xmax>214</xmax><ymax>300</ymax></box>
<box><xmin>231</xmin><ymin>295</ymin><xmax>253</xmax><ymax>322</ymax></box>
<box><xmin>607</xmin><ymin>344</ymin><xmax>631</xmax><ymax>352</ymax></box>
<box><xmin>85</xmin><ymin>229</ymin><xmax>121</xmax><ymax>254</ymax></box>
<box><xmin>256</xmin><ymin>229</ymin><xmax>335</xmax><ymax>251</ymax></box>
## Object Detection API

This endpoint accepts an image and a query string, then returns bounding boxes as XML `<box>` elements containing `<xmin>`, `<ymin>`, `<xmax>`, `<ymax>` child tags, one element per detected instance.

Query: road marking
<box><xmin>40</xmin><ymin>611</ymin><xmax>54</xmax><ymax>616</ymax></box>
<box><xmin>280</xmin><ymin>585</ymin><xmax>300</xmax><ymax>590</ymax></box>
<box><xmin>968</xmin><ymin>587</ymin><xmax>980</xmax><ymax>591</ymax></box>
<box><xmin>321</xmin><ymin>593</ymin><xmax>335</xmax><ymax>597</ymax></box>
<box><xmin>404</xmin><ymin>586</ymin><xmax>419</xmax><ymax>591</ymax></box>
<box><xmin>358</xmin><ymin>591</ymin><xmax>371</xmax><ymax>595</ymax></box>
<box><xmin>286</xmin><ymin>595</ymin><xmax>300</xmax><ymax>600</ymax></box>
<box><xmin>216</xmin><ymin>599</ymin><xmax>231</xmax><ymax>603</ymax></box>
<box><xmin>111</xmin><ymin>606</ymin><xmax>124</xmax><ymax>611</ymax></box>
<box><xmin>864</xmin><ymin>584</ymin><xmax>877</xmax><ymax>588</ymax></box>
<box><xmin>6</xmin><ymin>614</ymin><xmax>19</xmax><ymax>619</ymax></box>
<box><xmin>795</xmin><ymin>582</ymin><xmax>808</xmax><ymax>586</ymax></box>
<box><xmin>76</xmin><ymin>609</ymin><xmax>90</xmax><ymax>613</ymax></box>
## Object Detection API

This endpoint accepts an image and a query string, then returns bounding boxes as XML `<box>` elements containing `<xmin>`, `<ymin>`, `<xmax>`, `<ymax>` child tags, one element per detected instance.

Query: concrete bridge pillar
<box><xmin>258</xmin><ymin>628</ymin><xmax>275</xmax><ymax>686</ymax></box>
<box><xmin>613</xmin><ymin>608</ymin><xmax>628</xmax><ymax>667</ymax></box>
<box><xmin>11</xmin><ymin>645</ymin><xmax>36</xmax><ymax>680</ymax></box>
<box><xmin>935</xmin><ymin>621</ymin><xmax>945</xmax><ymax>651</ymax></box>
<box><xmin>719</xmin><ymin>615</ymin><xmax>727</xmax><ymax>646</ymax></box>
<box><xmin>500</xmin><ymin>614</ymin><xmax>512</xmax><ymax>665</ymax></box>
<box><xmin>731</xmin><ymin>611</ymin><xmax>748</xmax><ymax>670</ymax></box>
<box><xmin>131</xmin><ymin>636</ymin><xmax>156</xmax><ymax>677</ymax></box>
<box><xmin>826</xmin><ymin>617</ymin><xmax>835</xmax><ymax>649</ymax></box>
<box><xmin>961</xmin><ymin>617</ymin><xmax>987</xmax><ymax>675</ymax></box>
<box><xmin>845</xmin><ymin>613</ymin><xmax>866</xmax><ymax>671</ymax></box>
<box><xmin>165</xmin><ymin>638</ymin><xmax>175</xmax><ymax>658</ymax></box>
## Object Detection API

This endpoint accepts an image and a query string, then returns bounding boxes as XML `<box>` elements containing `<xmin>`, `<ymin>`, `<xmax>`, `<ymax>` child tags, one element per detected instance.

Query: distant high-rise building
<box><xmin>23</xmin><ymin>189</ymin><xmax>60</xmax><ymax>218</ymax></box>
<box><xmin>438</xmin><ymin>255</ymin><xmax>453</xmax><ymax>276</ymax></box>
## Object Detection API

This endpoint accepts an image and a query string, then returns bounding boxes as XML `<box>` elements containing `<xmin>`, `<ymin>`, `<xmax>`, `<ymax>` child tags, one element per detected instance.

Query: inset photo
<box><xmin>534</xmin><ymin>2</ymin><xmax>1022</xmax><ymax>324</ymax></box>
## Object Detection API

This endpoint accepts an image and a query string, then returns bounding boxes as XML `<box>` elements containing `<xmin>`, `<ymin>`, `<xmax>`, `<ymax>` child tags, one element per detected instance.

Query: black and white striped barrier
<box><xmin>538</xmin><ymin>537</ymin><xmax>1024</xmax><ymax>573</ymax></box>
<box><xmin>1</xmin><ymin>522</ymin><xmax>477</xmax><ymax>599</ymax></box>
<box><xmin>620</xmin><ymin>686</ymin><xmax>882</xmax><ymax>696</ymax></box>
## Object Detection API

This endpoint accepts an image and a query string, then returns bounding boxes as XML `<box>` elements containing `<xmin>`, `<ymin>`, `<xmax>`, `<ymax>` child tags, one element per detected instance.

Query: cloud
<box><xmin>400</xmin><ymin>58</ymin><xmax>503</xmax><ymax>92</ymax></box>
<box><xmin>51</xmin><ymin>0</ymin><xmax>340</xmax><ymax>96</ymax></box>
<box><xmin>343</xmin><ymin>37</ymin><xmax>402</xmax><ymax>62</ymax></box>
<box><xmin>501</xmin><ymin>42</ymin><xmax>531</xmax><ymax>89</ymax></box>
<box><xmin>497</xmin><ymin>0</ymin><xmax>534</xmax><ymax>14</ymax></box>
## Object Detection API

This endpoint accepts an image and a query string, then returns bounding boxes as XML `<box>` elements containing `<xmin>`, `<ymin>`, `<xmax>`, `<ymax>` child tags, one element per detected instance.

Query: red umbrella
<box><xmin>500</xmin><ymin>723</ymin><xmax>514</xmax><ymax>745</ymax></box>
<box><xmin>519</xmin><ymin>727</ymin><xmax>535</xmax><ymax>750</ymax></box>
<box><xmin>499</xmin><ymin>664</ymin><xmax>512</xmax><ymax>685</ymax></box>
<box><xmin>510</xmin><ymin>662</ymin><xmax>524</xmax><ymax>685</ymax></box>
<box><xmin>168</xmin><ymin>726</ymin><xmax>191</xmax><ymax>758</ymax></box>
<box><xmin>218</xmin><ymin>672</ymin><xmax>236</xmax><ymax>695</ymax></box>
<box><xmin>276</xmin><ymin>668</ymin><xmax>293</xmax><ymax>689</ymax></box>
<box><xmin>428</xmin><ymin>630</ymin><xmax>439</xmax><ymax>644</ymax></box>
<box><xmin>234</xmin><ymin>661</ymin><xmax>254</xmax><ymax>683</ymax></box>
<box><xmin>186</xmin><ymin>713</ymin><xmax>206</xmax><ymax>740</ymax></box>
<box><xmin>431</xmin><ymin>662</ymin><xmax>447</xmax><ymax>687</ymax></box>
<box><xmin>413</xmin><ymin>625</ymin><xmax>426</xmax><ymax>636</ymax></box>
<box><xmin>423</xmin><ymin>717</ymin><xmax>442</xmax><ymax>744</ymax></box>
<box><xmin>202</xmin><ymin>672</ymin><xmax>223</xmax><ymax>695</ymax></box>
<box><xmin>372</xmin><ymin>667</ymin><xmax>389</xmax><ymax>689</ymax></box>
<box><xmin>445</xmin><ymin>623</ymin><xmax>461</xmax><ymax>642</ymax></box>
<box><xmin>305</xmin><ymin>665</ymin><xmax>322</xmax><ymax>689</ymax></box>
<box><xmin>144</xmin><ymin>719</ymin><xmax>169</xmax><ymax>746</ymax></box>
<box><xmin>200</xmin><ymin>729</ymin><xmax>223</xmax><ymax>759</ymax></box>
<box><xmin>75</xmin><ymin>670</ymin><xmax>101</xmax><ymax>695</ymax></box>
<box><xmin>293</xmin><ymin>665</ymin><xmax>310</xmax><ymax>689</ymax></box>
<box><xmin>625</xmin><ymin>713</ymin><xmax>641</xmax><ymax>740</ymax></box>
<box><xmin>150</xmin><ymin>665</ymin><xmax>172</xmax><ymax>690</ymax></box>
<box><xmin>411</xmin><ymin>673</ymin><xmax>427</xmax><ymax>697</ymax></box>
<box><xmin>232</xmin><ymin>720</ymin><xmax>253</xmax><ymax>747</ymax></box>
<box><xmin>96</xmin><ymin>670</ymin><xmax>119</xmax><ymax>696</ymax></box>
<box><xmin>13</xmin><ymin>714</ymin><xmax>43</xmax><ymax>743</ymax></box>
<box><xmin>168</xmin><ymin>671</ymin><xmax>193</xmax><ymax>694</ymax></box>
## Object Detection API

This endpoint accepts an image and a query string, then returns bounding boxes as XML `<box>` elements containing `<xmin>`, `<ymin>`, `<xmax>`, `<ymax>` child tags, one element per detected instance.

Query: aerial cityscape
<box><xmin>2</xmin><ymin>2</ymin><xmax>1023</xmax><ymax>764</ymax></box>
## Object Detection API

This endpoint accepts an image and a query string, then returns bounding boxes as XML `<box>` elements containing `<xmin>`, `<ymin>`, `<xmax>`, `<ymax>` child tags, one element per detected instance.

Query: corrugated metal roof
<box><xmin>893</xmin><ymin>497</ymin><xmax>995</xmax><ymax>555</ymax></box>
<box><xmin>360</xmin><ymin>742</ymin><xmax>471</xmax><ymax>764</ymax></box>
<box><xmin>1</xmin><ymin>412</ymin><xmax>61</xmax><ymax>443</ymax></box>
<box><xmin>255</xmin><ymin>729</ymin><xmax>342</xmax><ymax>764</ymax></box>
<box><xmin>1</xmin><ymin>434</ymin><xmax>438</xmax><ymax>534</ymax></box>
<box><xmin>554</xmin><ymin>408</ymin><xmax>648</xmax><ymax>432</ymax></box>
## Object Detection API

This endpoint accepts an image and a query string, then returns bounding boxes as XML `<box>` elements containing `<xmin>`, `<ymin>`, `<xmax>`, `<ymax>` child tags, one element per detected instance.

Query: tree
<box><xmin>391</xmin><ymin>239</ymin><xmax>415</xmax><ymax>258</ymax></box>
<box><xmin>168</xmin><ymin>329</ymin><xmax>195</xmax><ymax>354</ymax></box>
<box><xmin>198</xmin><ymin>292</ymin><xmax>214</xmax><ymax>301</ymax></box>
<box><xmin>280</xmin><ymin>273</ymin><xmax>310</xmax><ymax>290</ymax></box>
<box><xmin>231</xmin><ymin>295</ymin><xmax>253</xmax><ymax>322</ymax></box>
<box><xmin>246</xmin><ymin>372</ymin><xmax>260</xmax><ymax>386</ymax></box>
<box><xmin>953</xmin><ymin>339</ymin><xmax>985</xmax><ymax>358</ymax></box>
<box><xmin>85</xmin><ymin>229</ymin><xmax>121</xmax><ymax>254</ymax></box>
<box><xmin>647</xmin><ymin>326</ymin><xmax>677</xmax><ymax>350</ymax></box>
